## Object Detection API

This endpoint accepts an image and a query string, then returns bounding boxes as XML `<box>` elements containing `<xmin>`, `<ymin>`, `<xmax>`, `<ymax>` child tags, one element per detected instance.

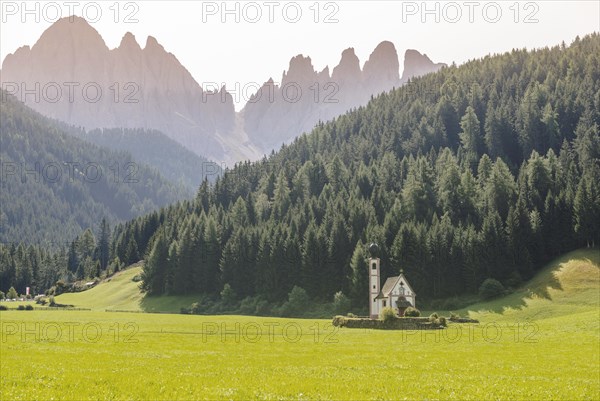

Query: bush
<box><xmin>25</xmin><ymin>304</ymin><xmax>34</xmax><ymax>310</ymax></box>
<box><xmin>0</xmin><ymin>291</ymin><xmax>4</xmax><ymax>300</ymax></box>
<box><xmin>190</xmin><ymin>302</ymin><xmax>202</xmax><ymax>315</ymax></box>
<box><xmin>131</xmin><ymin>274</ymin><xmax>142</xmax><ymax>283</ymax></box>
<box><xmin>442</xmin><ymin>296</ymin><xmax>462</xmax><ymax>311</ymax></box>
<box><xmin>479</xmin><ymin>278</ymin><xmax>505</xmax><ymax>300</ymax></box>
<box><xmin>429</xmin><ymin>312</ymin><xmax>439</xmax><ymax>322</ymax></box>
<box><xmin>404</xmin><ymin>306</ymin><xmax>421</xmax><ymax>317</ymax></box>
<box><xmin>239</xmin><ymin>296</ymin><xmax>259</xmax><ymax>315</ymax></box>
<box><xmin>333</xmin><ymin>291</ymin><xmax>351</xmax><ymax>315</ymax></box>
<box><xmin>280</xmin><ymin>286</ymin><xmax>310</xmax><ymax>317</ymax></box>
<box><xmin>438</xmin><ymin>317</ymin><xmax>447</xmax><ymax>327</ymax></box>
<box><xmin>346</xmin><ymin>312</ymin><xmax>357</xmax><ymax>318</ymax></box>
<box><xmin>450</xmin><ymin>311</ymin><xmax>461</xmax><ymax>320</ymax></box>
<box><xmin>0</xmin><ymin>305</ymin><xmax>7</xmax><ymax>311</ymax></box>
<box><xmin>380</xmin><ymin>307</ymin><xmax>398</xmax><ymax>323</ymax></box>
<box><xmin>49</xmin><ymin>295</ymin><xmax>56</xmax><ymax>307</ymax></box>
<box><xmin>255</xmin><ymin>300</ymin><xmax>270</xmax><ymax>316</ymax></box>
<box><xmin>220</xmin><ymin>283</ymin><xmax>237</xmax><ymax>305</ymax></box>
<box><xmin>505</xmin><ymin>271</ymin><xmax>523</xmax><ymax>289</ymax></box>
<box><xmin>7</xmin><ymin>287</ymin><xmax>18</xmax><ymax>300</ymax></box>
<box><xmin>17</xmin><ymin>305</ymin><xmax>25</xmax><ymax>310</ymax></box>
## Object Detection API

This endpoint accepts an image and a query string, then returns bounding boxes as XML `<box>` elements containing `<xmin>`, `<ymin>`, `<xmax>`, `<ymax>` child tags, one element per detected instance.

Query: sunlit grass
<box><xmin>1</xmin><ymin>249</ymin><xmax>598</xmax><ymax>400</ymax></box>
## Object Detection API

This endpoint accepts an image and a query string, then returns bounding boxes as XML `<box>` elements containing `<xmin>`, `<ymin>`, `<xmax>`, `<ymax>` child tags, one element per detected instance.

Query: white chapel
<box><xmin>368</xmin><ymin>243</ymin><xmax>416</xmax><ymax>319</ymax></box>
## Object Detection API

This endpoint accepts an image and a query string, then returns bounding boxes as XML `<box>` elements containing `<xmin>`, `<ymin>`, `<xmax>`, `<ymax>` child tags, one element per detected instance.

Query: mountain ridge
<box><xmin>1</xmin><ymin>16</ymin><xmax>446</xmax><ymax>165</ymax></box>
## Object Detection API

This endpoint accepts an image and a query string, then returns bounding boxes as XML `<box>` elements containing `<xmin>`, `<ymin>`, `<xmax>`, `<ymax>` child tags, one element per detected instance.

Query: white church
<box><xmin>368</xmin><ymin>243</ymin><xmax>416</xmax><ymax>319</ymax></box>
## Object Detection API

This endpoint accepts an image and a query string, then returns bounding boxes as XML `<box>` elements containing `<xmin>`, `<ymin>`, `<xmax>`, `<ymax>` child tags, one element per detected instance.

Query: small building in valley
<box><xmin>368</xmin><ymin>243</ymin><xmax>416</xmax><ymax>319</ymax></box>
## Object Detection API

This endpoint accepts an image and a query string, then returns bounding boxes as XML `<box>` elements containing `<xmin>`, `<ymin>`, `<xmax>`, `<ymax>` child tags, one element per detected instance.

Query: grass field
<box><xmin>51</xmin><ymin>264</ymin><xmax>198</xmax><ymax>313</ymax></box>
<box><xmin>1</xmin><ymin>249</ymin><xmax>598</xmax><ymax>400</ymax></box>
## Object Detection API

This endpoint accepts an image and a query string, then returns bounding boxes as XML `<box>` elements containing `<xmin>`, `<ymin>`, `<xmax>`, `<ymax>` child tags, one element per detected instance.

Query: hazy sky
<box><xmin>1</xmin><ymin>1</ymin><xmax>599</xmax><ymax>109</ymax></box>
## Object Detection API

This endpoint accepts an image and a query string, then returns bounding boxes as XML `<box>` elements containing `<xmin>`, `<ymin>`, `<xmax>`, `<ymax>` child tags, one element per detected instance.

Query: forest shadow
<box><xmin>465</xmin><ymin>258</ymin><xmax>566</xmax><ymax>315</ymax></box>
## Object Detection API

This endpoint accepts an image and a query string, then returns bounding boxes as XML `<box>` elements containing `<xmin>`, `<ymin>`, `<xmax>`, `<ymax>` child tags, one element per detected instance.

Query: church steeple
<box><xmin>368</xmin><ymin>243</ymin><xmax>381</xmax><ymax>319</ymax></box>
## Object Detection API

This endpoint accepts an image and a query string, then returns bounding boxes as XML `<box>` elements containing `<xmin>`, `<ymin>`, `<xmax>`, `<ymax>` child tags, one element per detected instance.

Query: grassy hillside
<box><xmin>460</xmin><ymin>248</ymin><xmax>599</xmax><ymax>321</ymax></box>
<box><xmin>55</xmin><ymin>249</ymin><xmax>599</xmax><ymax>319</ymax></box>
<box><xmin>54</xmin><ymin>264</ymin><xmax>197</xmax><ymax>313</ymax></box>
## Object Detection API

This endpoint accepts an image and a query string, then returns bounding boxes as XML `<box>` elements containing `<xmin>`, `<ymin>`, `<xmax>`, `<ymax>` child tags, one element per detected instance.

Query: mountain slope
<box><xmin>0</xmin><ymin>93</ymin><xmax>191</xmax><ymax>245</ymax></box>
<box><xmin>78</xmin><ymin>128</ymin><xmax>221</xmax><ymax>191</ymax></box>
<box><xmin>121</xmin><ymin>34</ymin><xmax>599</xmax><ymax>304</ymax></box>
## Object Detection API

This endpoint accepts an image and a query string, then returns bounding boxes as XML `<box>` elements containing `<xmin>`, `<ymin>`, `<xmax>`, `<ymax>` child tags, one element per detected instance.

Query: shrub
<box><xmin>450</xmin><ymin>311</ymin><xmax>461</xmax><ymax>320</ymax></box>
<box><xmin>25</xmin><ymin>304</ymin><xmax>34</xmax><ymax>310</ymax></box>
<box><xmin>255</xmin><ymin>300</ymin><xmax>270</xmax><ymax>316</ymax></box>
<box><xmin>0</xmin><ymin>291</ymin><xmax>4</xmax><ymax>300</ymax></box>
<box><xmin>333</xmin><ymin>291</ymin><xmax>351</xmax><ymax>315</ymax></box>
<box><xmin>0</xmin><ymin>305</ymin><xmax>7</xmax><ymax>311</ymax></box>
<box><xmin>438</xmin><ymin>317</ymin><xmax>447</xmax><ymax>327</ymax></box>
<box><xmin>479</xmin><ymin>278</ymin><xmax>505</xmax><ymax>300</ymax></box>
<box><xmin>346</xmin><ymin>312</ymin><xmax>357</xmax><ymax>318</ymax></box>
<box><xmin>131</xmin><ymin>274</ymin><xmax>142</xmax><ymax>283</ymax></box>
<box><xmin>7</xmin><ymin>287</ymin><xmax>18</xmax><ymax>300</ymax></box>
<box><xmin>380</xmin><ymin>307</ymin><xmax>398</xmax><ymax>323</ymax></box>
<box><xmin>404</xmin><ymin>306</ymin><xmax>421</xmax><ymax>317</ymax></box>
<box><xmin>49</xmin><ymin>295</ymin><xmax>56</xmax><ymax>307</ymax></box>
<box><xmin>239</xmin><ymin>296</ymin><xmax>259</xmax><ymax>315</ymax></box>
<box><xmin>442</xmin><ymin>297</ymin><xmax>461</xmax><ymax>311</ymax></box>
<box><xmin>429</xmin><ymin>312</ymin><xmax>439</xmax><ymax>322</ymax></box>
<box><xmin>17</xmin><ymin>305</ymin><xmax>25</xmax><ymax>310</ymax></box>
<box><xmin>505</xmin><ymin>271</ymin><xmax>523</xmax><ymax>289</ymax></box>
<box><xmin>220</xmin><ymin>283</ymin><xmax>237</xmax><ymax>305</ymax></box>
<box><xmin>190</xmin><ymin>302</ymin><xmax>202</xmax><ymax>315</ymax></box>
<box><xmin>281</xmin><ymin>286</ymin><xmax>310</xmax><ymax>317</ymax></box>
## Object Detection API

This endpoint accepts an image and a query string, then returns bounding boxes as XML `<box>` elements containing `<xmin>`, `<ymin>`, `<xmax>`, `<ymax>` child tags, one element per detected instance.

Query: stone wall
<box><xmin>332</xmin><ymin>316</ymin><xmax>444</xmax><ymax>330</ymax></box>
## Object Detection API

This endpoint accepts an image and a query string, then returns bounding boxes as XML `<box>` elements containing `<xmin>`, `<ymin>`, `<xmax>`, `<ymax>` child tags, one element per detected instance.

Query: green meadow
<box><xmin>1</xmin><ymin>249</ymin><xmax>599</xmax><ymax>400</ymax></box>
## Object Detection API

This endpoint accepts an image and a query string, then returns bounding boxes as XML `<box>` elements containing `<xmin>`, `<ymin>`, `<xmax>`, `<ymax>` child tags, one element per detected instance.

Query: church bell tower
<box><xmin>368</xmin><ymin>243</ymin><xmax>381</xmax><ymax>319</ymax></box>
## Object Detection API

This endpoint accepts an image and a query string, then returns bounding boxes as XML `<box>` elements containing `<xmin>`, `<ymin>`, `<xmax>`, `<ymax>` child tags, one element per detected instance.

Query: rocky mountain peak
<box><xmin>332</xmin><ymin>47</ymin><xmax>361</xmax><ymax>84</ymax></box>
<box><xmin>401</xmin><ymin>49</ymin><xmax>446</xmax><ymax>83</ymax></box>
<box><xmin>119</xmin><ymin>32</ymin><xmax>141</xmax><ymax>52</ymax></box>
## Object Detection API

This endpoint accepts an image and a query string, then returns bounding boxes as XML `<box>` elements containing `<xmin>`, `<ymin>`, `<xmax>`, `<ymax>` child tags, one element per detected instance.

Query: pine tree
<box><xmin>97</xmin><ymin>218</ymin><xmax>111</xmax><ymax>270</ymax></box>
<box><xmin>141</xmin><ymin>231</ymin><xmax>169</xmax><ymax>295</ymax></box>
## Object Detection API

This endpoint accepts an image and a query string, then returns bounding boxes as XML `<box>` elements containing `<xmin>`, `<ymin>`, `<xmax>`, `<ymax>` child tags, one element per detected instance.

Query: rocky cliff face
<box><xmin>242</xmin><ymin>42</ymin><xmax>445</xmax><ymax>152</ymax></box>
<box><xmin>401</xmin><ymin>49</ymin><xmax>447</xmax><ymax>83</ymax></box>
<box><xmin>1</xmin><ymin>17</ymin><xmax>445</xmax><ymax>164</ymax></box>
<box><xmin>0</xmin><ymin>16</ymin><xmax>239</xmax><ymax>162</ymax></box>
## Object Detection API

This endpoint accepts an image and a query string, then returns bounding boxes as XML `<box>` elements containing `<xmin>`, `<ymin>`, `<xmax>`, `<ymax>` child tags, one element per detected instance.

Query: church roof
<box><xmin>382</xmin><ymin>276</ymin><xmax>400</xmax><ymax>296</ymax></box>
<box><xmin>374</xmin><ymin>274</ymin><xmax>417</xmax><ymax>300</ymax></box>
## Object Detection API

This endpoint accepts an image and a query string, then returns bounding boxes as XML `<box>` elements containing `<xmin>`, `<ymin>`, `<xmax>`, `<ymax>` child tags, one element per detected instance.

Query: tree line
<box><xmin>1</xmin><ymin>34</ymin><xmax>598</xmax><ymax>307</ymax></box>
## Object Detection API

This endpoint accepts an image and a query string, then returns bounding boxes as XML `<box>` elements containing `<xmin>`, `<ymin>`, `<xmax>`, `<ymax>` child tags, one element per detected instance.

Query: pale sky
<box><xmin>1</xmin><ymin>1</ymin><xmax>599</xmax><ymax>109</ymax></box>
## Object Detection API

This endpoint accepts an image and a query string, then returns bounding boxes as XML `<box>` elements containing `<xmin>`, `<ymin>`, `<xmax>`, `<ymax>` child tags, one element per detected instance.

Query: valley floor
<box><xmin>0</xmin><ymin>249</ymin><xmax>598</xmax><ymax>400</ymax></box>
